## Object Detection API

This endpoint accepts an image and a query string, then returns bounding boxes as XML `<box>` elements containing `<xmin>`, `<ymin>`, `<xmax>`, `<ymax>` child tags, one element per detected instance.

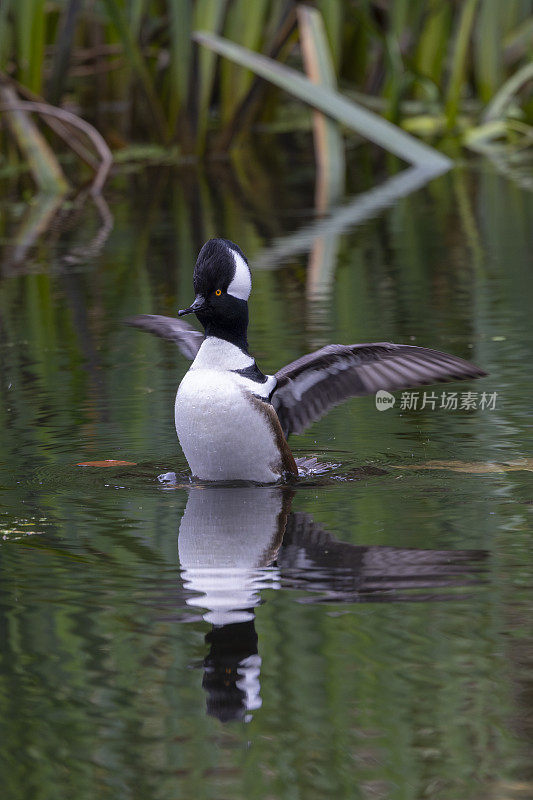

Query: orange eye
<box><xmin>215</xmin><ymin>289</ymin><xmax>222</xmax><ymax>296</ymax></box>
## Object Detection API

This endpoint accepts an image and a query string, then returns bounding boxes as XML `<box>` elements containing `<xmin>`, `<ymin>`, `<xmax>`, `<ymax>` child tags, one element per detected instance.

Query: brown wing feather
<box><xmin>272</xmin><ymin>343</ymin><xmax>487</xmax><ymax>437</ymax></box>
<box><xmin>248</xmin><ymin>394</ymin><xmax>298</xmax><ymax>477</ymax></box>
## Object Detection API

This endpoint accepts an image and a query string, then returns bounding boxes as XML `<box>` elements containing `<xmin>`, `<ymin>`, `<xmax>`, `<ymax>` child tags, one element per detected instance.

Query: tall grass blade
<box><xmin>445</xmin><ymin>0</ymin><xmax>478</xmax><ymax>128</ymax></box>
<box><xmin>193</xmin><ymin>31</ymin><xmax>452</xmax><ymax>170</ymax></box>
<box><xmin>298</xmin><ymin>5</ymin><xmax>345</xmax><ymax>209</ymax></box>
<box><xmin>0</xmin><ymin>0</ymin><xmax>12</xmax><ymax>70</ymax></box>
<box><xmin>415</xmin><ymin>0</ymin><xmax>452</xmax><ymax>87</ymax></box>
<box><xmin>194</xmin><ymin>0</ymin><xmax>227</xmax><ymax>149</ymax></box>
<box><xmin>168</xmin><ymin>0</ymin><xmax>192</xmax><ymax>132</ymax></box>
<box><xmin>475</xmin><ymin>0</ymin><xmax>503</xmax><ymax>103</ymax></box>
<box><xmin>215</xmin><ymin>3</ymin><xmax>298</xmax><ymax>150</ymax></box>
<box><xmin>16</xmin><ymin>0</ymin><xmax>46</xmax><ymax>93</ymax></box>
<box><xmin>315</xmin><ymin>0</ymin><xmax>343</xmax><ymax>73</ymax></box>
<box><xmin>220</xmin><ymin>0</ymin><xmax>269</xmax><ymax>125</ymax></box>
<box><xmin>101</xmin><ymin>0</ymin><xmax>168</xmax><ymax>141</ymax></box>
<box><xmin>47</xmin><ymin>0</ymin><xmax>82</xmax><ymax>105</ymax></box>
<box><xmin>30</xmin><ymin>0</ymin><xmax>46</xmax><ymax>94</ymax></box>
<box><xmin>129</xmin><ymin>0</ymin><xmax>145</xmax><ymax>38</ymax></box>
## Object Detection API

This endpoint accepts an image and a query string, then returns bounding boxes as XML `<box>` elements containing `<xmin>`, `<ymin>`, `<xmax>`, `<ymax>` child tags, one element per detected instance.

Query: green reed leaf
<box><xmin>193</xmin><ymin>30</ymin><xmax>451</xmax><ymax>170</ymax></box>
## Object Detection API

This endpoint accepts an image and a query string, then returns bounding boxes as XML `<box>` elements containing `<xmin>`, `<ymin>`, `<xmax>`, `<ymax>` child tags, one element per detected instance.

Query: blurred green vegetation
<box><xmin>0</xmin><ymin>0</ymin><xmax>532</xmax><ymax>163</ymax></box>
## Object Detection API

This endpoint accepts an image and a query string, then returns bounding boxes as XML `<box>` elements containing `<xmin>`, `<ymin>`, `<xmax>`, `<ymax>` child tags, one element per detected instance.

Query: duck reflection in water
<box><xmin>179</xmin><ymin>485</ymin><xmax>288</xmax><ymax>722</ymax></box>
<box><xmin>177</xmin><ymin>485</ymin><xmax>487</xmax><ymax>724</ymax></box>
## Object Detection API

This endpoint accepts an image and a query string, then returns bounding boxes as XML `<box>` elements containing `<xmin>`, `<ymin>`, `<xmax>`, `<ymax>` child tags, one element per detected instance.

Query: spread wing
<box><xmin>279</xmin><ymin>512</ymin><xmax>487</xmax><ymax>603</ymax></box>
<box><xmin>272</xmin><ymin>342</ymin><xmax>487</xmax><ymax>437</ymax></box>
<box><xmin>125</xmin><ymin>314</ymin><xmax>203</xmax><ymax>360</ymax></box>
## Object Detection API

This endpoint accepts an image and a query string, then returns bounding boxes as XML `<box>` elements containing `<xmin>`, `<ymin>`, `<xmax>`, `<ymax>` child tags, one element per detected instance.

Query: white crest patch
<box><xmin>227</xmin><ymin>247</ymin><xmax>252</xmax><ymax>301</ymax></box>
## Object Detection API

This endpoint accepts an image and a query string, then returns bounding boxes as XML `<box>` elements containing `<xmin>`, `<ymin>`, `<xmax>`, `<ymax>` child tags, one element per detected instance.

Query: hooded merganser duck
<box><xmin>127</xmin><ymin>238</ymin><xmax>486</xmax><ymax>483</ymax></box>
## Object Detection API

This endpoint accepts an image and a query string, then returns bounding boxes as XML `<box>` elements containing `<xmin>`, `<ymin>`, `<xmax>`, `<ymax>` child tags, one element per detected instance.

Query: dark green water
<box><xmin>0</xmin><ymin>156</ymin><xmax>532</xmax><ymax>800</ymax></box>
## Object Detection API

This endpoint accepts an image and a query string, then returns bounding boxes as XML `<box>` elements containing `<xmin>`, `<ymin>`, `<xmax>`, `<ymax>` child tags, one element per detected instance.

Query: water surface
<box><xmin>0</xmin><ymin>155</ymin><xmax>532</xmax><ymax>800</ymax></box>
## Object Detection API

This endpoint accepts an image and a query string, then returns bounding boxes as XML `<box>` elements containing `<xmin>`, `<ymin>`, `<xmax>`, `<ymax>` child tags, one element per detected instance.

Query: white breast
<box><xmin>174</xmin><ymin>338</ymin><xmax>281</xmax><ymax>482</ymax></box>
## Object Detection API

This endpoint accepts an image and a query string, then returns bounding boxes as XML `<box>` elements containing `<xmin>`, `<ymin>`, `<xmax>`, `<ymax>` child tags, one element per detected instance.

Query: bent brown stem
<box><xmin>0</xmin><ymin>99</ymin><xmax>112</xmax><ymax>195</ymax></box>
<box><xmin>0</xmin><ymin>81</ymin><xmax>69</xmax><ymax>195</ymax></box>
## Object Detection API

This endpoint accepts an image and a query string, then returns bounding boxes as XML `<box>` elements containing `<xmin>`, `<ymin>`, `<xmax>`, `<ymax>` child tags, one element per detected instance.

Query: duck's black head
<box><xmin>179</xmin><ymin>238</ymin><xmax>251</xmax><ymax>351</ymax></box>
